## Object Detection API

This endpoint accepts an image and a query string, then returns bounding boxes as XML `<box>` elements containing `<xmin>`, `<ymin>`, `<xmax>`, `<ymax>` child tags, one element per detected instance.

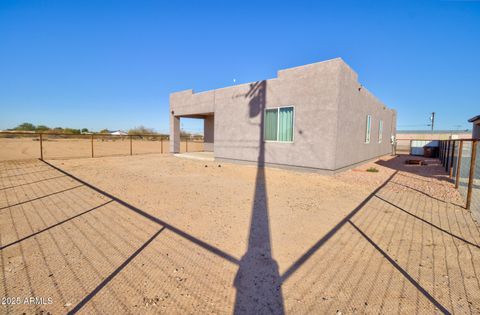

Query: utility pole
<box><xmin>430</xmin><ymin>112</ymin><xmax>435</xmax><ymax>131</ymax></box>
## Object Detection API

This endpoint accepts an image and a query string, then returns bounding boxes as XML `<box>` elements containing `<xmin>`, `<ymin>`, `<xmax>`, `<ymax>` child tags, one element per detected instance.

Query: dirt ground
<box><xmin>0</xmin><ymin>137</ymin><xmax>203</xmax><ymax>161</ymax></box>
<box><xmin>1</xmin><ymin>154</ymin><xmax>479</xmax><ymax>314</ymax></box>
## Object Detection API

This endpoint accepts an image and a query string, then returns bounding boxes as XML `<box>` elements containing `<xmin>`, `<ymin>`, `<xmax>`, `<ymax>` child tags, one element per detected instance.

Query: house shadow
<box><xmin>233</xmin><ymin>81</ymin><xmax>285</xmax><ymax>314</ymax></box>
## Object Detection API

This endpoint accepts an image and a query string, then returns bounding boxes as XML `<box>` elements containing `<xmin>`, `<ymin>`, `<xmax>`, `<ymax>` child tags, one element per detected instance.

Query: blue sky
<box><xmin>0</xmin><ymin>0</ymin><xmax>478</xmax><ymax>133</ymax></box>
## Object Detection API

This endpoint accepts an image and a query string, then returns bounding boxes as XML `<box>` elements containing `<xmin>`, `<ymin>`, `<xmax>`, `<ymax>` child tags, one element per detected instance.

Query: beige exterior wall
<box><xmin>170</xmin><ymin>58</ymin><xmax>396</xmax><ymax>172</ymax></box>
<box><xmin>471</xmin><ymin>121</ymin><xmax>480</xmax><ymax>138</ymax></box>
<box><xmin>335</xmin><ymin>62</ymin><xmax>396</xmax><ymax>169</ymax></box>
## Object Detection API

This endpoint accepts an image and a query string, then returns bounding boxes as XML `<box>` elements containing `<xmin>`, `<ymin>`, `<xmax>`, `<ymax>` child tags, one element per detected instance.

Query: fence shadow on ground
<box><xmin>280</xmin><ymin>164</ymin><xmax>479</xmax><ymax>313</ymax></box>
<box><xmin>0</xmin><ymin>159</ymin><xmax>241</xmax><ymax>314</ymax></box>
<box><xmin>2</xmin><ymin>152</ymin><xmax>480</xmax><ymax>313</ymax></box>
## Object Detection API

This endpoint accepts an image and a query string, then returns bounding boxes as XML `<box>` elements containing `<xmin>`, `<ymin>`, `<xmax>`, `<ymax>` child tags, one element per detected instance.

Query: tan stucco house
<box><xmin>170</xmin><ymin>58</ymin><xmax>396</xmax><ymax>174</ymax></box>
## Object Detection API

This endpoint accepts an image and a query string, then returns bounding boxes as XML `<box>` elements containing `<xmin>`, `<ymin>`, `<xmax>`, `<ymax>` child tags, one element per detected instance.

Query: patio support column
<box><xmin>204</xmin><ymin>115</ymin><xmax>214</xmax><ymax>152</ymax></box>
<box><xmin>170</xmin><ymin>114</ymin><xmax>180</xmax><ymax>153</ymax></box>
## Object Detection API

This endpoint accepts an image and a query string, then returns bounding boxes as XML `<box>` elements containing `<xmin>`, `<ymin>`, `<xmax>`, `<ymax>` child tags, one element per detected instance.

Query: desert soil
<box><xmin>1</xmin><ymin>154</ymin><xmax>479</xmax><ymax>314</ymax></box>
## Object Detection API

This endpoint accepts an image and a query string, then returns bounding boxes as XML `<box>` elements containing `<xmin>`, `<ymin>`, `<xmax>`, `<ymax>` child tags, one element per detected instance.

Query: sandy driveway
<box><xmin>1</xmin><ymin>154</ymin><xmax>479</xmax><ymax>314</ymax></box>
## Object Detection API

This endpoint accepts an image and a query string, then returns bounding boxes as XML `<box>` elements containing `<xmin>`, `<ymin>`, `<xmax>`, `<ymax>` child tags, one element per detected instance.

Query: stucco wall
<box><xmin>334</xmin><ymin>62</ymin><xmax>396</xmax><ymax>170</ymax></box>
<box><xmin>170</xmin><ymin>114</ymin><xmax>180</xmax><ymax>153</ymax></box>
<box><xmin>396</xmin><ymin>132</ymin><xmax>472</xmax><ymax>152</ymax></box>
<box><xmin>170</xmin><ymin>58</ymin><xmax>396</xmax><ymax>172</ymax></box>
<box><xmin>473</xmin><ymin>123</ymin><xmax>480</xmax><ymax>139</ymax></box>
<box><xmin>396</xmin><ymin>132</ymin><xmax>471</xmax><ymax>140</ymax></box>
<box><xmin>213</xmin><ymin>59</ymin><xmax>343</xmax><ymax>170</ymax></box>
<box><xmin>170</xmin><ymin>89</ymin><xmax>215</xmax><ymax>117</ymax></box>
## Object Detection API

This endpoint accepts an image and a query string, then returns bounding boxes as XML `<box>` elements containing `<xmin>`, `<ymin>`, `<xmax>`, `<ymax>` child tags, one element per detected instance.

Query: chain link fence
<box><xmin>440</xmin><ymin>139</ymin><xmax>479</xmax><ymax>222</ymax></box>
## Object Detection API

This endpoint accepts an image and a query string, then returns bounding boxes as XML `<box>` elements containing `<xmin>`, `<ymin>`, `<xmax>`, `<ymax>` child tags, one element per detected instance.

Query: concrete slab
<box><xmin>174</xmin><ymin>151</ymin><xmax>214</xmax><ymax>161</ymax></box>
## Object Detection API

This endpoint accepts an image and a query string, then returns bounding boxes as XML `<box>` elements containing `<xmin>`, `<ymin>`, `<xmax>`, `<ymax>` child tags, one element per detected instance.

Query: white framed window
<box><xmin>264</xmin><ymin>106</ymin><xmax>294</xmax><ymax>142</ymax></box>
<box><xmin>365</xmin><ymin>115</ymin><xmax>371</xmax><ymax>144</ymax></box>
<box><xmin>378</xmin><ymin>120</ymin><xmax>383</xmax><ymax>143</ymax></box>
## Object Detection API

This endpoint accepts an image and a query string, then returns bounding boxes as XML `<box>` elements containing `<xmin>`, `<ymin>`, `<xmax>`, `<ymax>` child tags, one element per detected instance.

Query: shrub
<box><xmin>128</xmin><ymin>126</ymin><xmax>157</xmax><ymax>135</ymax></box>
<box><xmin>366</xmin><ymin>167</ymin><xmax>379</xmax><ymax>173</ymax></box>
<box><xmin>35</xmin><ymin>125</ymin><xmax>50</xmax><ymax>132</ymax></box>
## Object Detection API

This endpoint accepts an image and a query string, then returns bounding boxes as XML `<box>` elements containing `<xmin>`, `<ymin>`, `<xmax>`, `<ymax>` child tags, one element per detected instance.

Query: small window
<box><xmin>365</xmin><ymin>115</ymin><xmax>371</xmax><ymax>144</ymax></box>
<box><xmin>265</xmin><ymin>108</ymin><xmax>278</xmax><ymax>141</ymax></box>
<box><xmin>264</xmin><ymin>106</ymin><xmax>294</xmax><ymax>142</ymax></box>
<box><xmin>378</xmin><ymin>120</ymin><xmax>383</xmax><ymax>143</ymax></box>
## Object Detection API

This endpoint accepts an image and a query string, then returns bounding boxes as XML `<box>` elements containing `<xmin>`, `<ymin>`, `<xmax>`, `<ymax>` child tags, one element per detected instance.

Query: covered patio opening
<box><xmin>170</xmin><ymin>113</ymin><xmax>214</xmax><ymax>153</ymax></box>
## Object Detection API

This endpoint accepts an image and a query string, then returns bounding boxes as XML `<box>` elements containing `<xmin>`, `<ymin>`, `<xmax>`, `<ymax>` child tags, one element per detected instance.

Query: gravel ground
<box><xmin>0</xmin><ymin>154</ymin><xmax>479</xmax><ymax>314</ymax></box>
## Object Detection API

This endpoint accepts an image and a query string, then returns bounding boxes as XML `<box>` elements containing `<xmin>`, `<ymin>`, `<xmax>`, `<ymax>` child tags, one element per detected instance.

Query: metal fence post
<box><xmin>39</xmin><ymin>133</ymin><xmax>43</xmax><ymax>160</ymax></box>
<box><xmin>466</xmin><ymin>140</ymin><xmax>478</xmax><ymax>210</ymax></box>
<box><xmin>445</xmin><ymin>140</ymin><xmax>452</xmax><ymax>172</ymax></box>
<box><xmin>445</xmin><ymin>140</ymin><xmax>450</xmax><ymax>170</ymax></box>
<box><xmin>443</xmin><ymin>140</ymin><xmax>447</xmax><ymax>164</ymax></box>
<box><xmin>91</xmin><ymin>134</ymin><xmax>94</xmax><ymax>158</ymax></box>
<box><xmin>440</xmin><ymin>141</ymin><xmax>443</xmax><ymax>162</ymax></box>
<box><xmin>130</xmin><ymin>135</ymin><xmax>133</xmax><ymax>156</ymax></box>
<box><xmin>446</xmin><ymin>140</ymin><xmax>450</xmax><ymax>166</ymax></box>
<box><xmin>185</xmin><ymin>137</ymin><xmax>188</xmax><ymax>152</ymax></box>
<box><xmin>449</xmin><ymin>140</ymin><xmax>456</xmax><ymax>178</ymax></box>
<box><xmin>161</xmin><ymin>137</ymin><xmax>163</xmax><ymax>154</ymax></box>
<box><xmin>443</xmin><ymin>140</ymin><xmax>446</xmax><ymax>162</ymax></box>
<box><xmin>442</xmin><ymin>140</ymin><xmax>446</xmax><ymax>166</ymax></box>
<box><xmin>445</xmin><ymin>140</ymin><xmax>448</xmax><ymax>166</ymax></box>
<box><xmin>439</xmin><ymin>141</ymin><xmax>441</xmax><ymax>160</ymax></box>
<box><xmin>455</xmin><ymin>140</ymin><xmax>463</xmax><ymax>189</ymax></box>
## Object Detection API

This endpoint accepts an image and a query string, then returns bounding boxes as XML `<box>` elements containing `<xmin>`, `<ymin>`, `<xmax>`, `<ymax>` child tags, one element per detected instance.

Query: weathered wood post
<box><xmin>91</xmin><ymin>134</ymin><xmax>94</xmax><ymax>158</ymax></box>
<box><xmin>455</xmin><ymin>140</ymin><xmax>463</xmax><ymax>189</ymax></box>
<box><xmin>160</xmin><ymin>137</ymin><xmax>163</xmax><ymax>154</ymax></box>
<box><xmin>39</xmin><ymin>133</ymin><xmax>43</xmax><ymax>160</ymax></box>
<box><xmin>185</xmin><ymin>137</ymin><xmax>188</xmax><ymax>152</ymax></box>
<box><xmin>466</xmin><ymin>140</ymin><xmax>477</xmax><ymax>210</ymax></box>
<box><xmin>130</xmin><ymin>135</ymin><xmax>133</xmax><ymax>156</ymax></box>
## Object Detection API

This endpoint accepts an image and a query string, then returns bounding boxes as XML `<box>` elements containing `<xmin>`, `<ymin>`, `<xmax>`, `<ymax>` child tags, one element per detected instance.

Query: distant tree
<box><xmin>99</xmin><ymin>129</ymin><xmax>110</xmax><ymax>134</ymax></box>
<box><xmin>81</xmin><ymin>128</ymin><xmax>89</xmax><ymax>133</ymax></box>
<box><xmin>63</xmin><ymin>128</ymin><xmax>81</xmax><ymax>134</ymax></box>
<box><xmin>14</xmin><ymin>122</ymin><xmax>36</xmax><ymax>131</ymax></box>
<box><xmin>35</xmin><ymin>125</ymin><xmax>50</xmax><ymax>132</ymax></box>
<box><xmin>180</xmin><ymin>129</ymin><xmax>191</xmax><ymax>137</ymax></box>
<box><xmin>50</xmin><ymin>127</ymin><xmax>63</xmax><ymax>134</ymax></box>
<box><xmin>128</xmin><ymin>126</ymin><xmax>157</xmax><ymax>135</ymax></box>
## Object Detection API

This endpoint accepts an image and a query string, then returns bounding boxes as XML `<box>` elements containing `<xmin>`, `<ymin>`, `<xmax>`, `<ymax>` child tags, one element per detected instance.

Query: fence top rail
<box><xmin>439</xmin><ymin>139</ymin><xmax>478</xmax><ymax>142</ymax></box>
<box><xmin>397</xmin><ymin>138</ymin><xmax>476</xmax><ymax>141</ymax></box>
<box><xmin>397</xmin><ymin>138</ymin><xmax>478</xmax><ymax>142</ymax></box>
<box><xmin>397</xmin><ymin>139</ymin><xmax>442</xmax><ymax>142</ymax></box>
